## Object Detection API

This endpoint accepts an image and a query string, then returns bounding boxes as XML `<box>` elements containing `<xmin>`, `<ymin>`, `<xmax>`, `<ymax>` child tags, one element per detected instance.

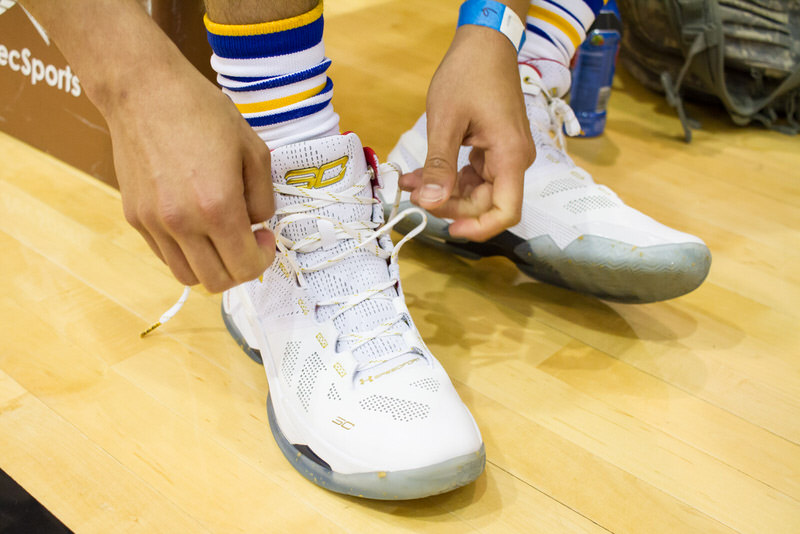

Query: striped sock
<box><xmin>204</xmin><ymin>2</ymin><xmax>339</xmax><ymax>148</ymax></box>
<box><xmin>520</xmin><ymin>0</ymin><xmax>607</xmax><ymax>66</ymax></box>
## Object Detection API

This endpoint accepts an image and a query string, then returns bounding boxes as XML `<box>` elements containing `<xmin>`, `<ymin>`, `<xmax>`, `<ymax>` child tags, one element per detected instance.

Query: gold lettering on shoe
<box><xmin>285</xmin><ymin>156</ymin><xmax>349</xmax><ymax>189</ymax></box>
<box><xmin>332</xmin><ymin>416</ymin><xmax>355</xmax><ymax>430</ymax></box>
<box><xmin>359</xmin><ymin>357</ymin><xmax>420</xmax><ymax>385</ymax></box>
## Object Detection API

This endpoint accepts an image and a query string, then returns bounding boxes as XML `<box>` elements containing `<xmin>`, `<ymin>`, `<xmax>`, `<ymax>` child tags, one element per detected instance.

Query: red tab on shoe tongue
<box><xmin>363</xmin><ymin>146</ymin><xmax>383</xmax><ymax>191</ymax></box>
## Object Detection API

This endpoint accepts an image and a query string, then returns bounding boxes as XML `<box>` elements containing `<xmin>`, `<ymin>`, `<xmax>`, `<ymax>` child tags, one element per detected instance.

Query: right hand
<box><xmin>108</xmin><ymin>63</ymin><xmax>275</xmax><ymax>293</ymax></box>
<box><xmin>398</xmin><ymin>24</ymin><xmax>534</xmax><ymax>242</ymax></box>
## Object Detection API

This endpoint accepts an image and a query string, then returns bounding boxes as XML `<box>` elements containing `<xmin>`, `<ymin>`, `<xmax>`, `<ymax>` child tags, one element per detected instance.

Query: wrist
<box><xmin>432</xmin><ymin>24</ymin><xmax>526</xmax><ymax>122</ymax></box>
<box><xmin>451</xmin><ymin>23</ymin><xmax>520</xmax><ymax>67</ymax></box>
<box><xmin>96</xmin><ymin>42</ymin><xmax>202</xmax><ymax>125</ymax></box>
<box><xmin>457</xmin><ymin>0</ymin><xmax>526</xmax><ymax>53</ymax></box>
<box><xmin>496</xmin><ymin>0</ymin><xmax>530</xmax><ymax>23</ymax></box>
<box><xmin>19</xmin><ymin>0</ymin><xmax>185</xmax><ymax>120</ymax></box>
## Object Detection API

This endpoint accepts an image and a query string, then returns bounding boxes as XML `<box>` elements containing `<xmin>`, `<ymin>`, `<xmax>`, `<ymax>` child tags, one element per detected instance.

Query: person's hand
<box><xmin>17</xmin><ymin>0</ymin><xmax>275</xmax><ymax>292</ymax></box>
<box><xmin>400</xmin><ymin>24</ymin><xmax>535</xmax><ymax>241</ymax></box>
<box><xmin>107</xmin><ymin>61</ymin><xmax>275</xmax><ymax>293</ymax></box>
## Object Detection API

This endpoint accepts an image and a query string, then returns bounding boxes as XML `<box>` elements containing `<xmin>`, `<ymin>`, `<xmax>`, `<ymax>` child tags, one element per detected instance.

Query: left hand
<box><xmin>400</xmin><ymin>24</ymin><xmax>535</xmax><ymax>242</ymax></box>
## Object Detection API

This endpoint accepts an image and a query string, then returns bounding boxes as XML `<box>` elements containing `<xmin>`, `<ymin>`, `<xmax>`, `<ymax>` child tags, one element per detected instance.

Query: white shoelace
<box><xmin>141</xmin><ymin>161</ymin><xmax>427</xmax><ymax>367</ymax></box>
<box><xmin>521</xmin><ymin>72</ymin><xmax>582</xmax><ymax>150</ymax></box>
<box><xmin>519</xmin><ymin>74</ymin><xmax>624</xmax><ymax>202</ymax></box>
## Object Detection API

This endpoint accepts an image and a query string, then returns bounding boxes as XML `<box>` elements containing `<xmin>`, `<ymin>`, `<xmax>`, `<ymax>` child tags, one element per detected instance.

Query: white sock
<box><xmin>205</xmin><ymin>3</ymin><xmax>339</xmax><ymax>148</ymax></box>
<box><xmin>520</xmin><ymin>0</ymin><xmax>604</xmax><ymax>65</ymax></box>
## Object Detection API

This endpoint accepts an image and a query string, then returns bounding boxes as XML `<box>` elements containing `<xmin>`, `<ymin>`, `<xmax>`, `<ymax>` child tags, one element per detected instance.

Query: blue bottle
<box><xmin>569</xmin><ymin>0</ymin><xmax>623</xmax><ymax>137</ymax></box>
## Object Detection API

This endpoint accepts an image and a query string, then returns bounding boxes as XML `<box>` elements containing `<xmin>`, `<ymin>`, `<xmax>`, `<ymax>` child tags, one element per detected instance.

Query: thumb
<box><xmin>418</xmin><ymin>116</ymin><xmax>462</xmax><ymax>209</ymax></box>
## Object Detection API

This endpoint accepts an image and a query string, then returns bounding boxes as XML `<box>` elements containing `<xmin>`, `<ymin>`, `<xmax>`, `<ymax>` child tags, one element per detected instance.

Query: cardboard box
<box><xmin>0</xmin><ymin>1</ymin><xmax>214</xmax><ymax>188</ymax></box>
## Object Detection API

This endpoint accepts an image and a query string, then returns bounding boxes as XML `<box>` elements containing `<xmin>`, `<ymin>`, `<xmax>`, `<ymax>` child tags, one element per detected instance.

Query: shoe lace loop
<box><xmin>521</xmin><ymin>68</ymin><xmax>582</xmax><ymax>149</ymax></box>
<box><xmin>141</xmin><ymin>161</ymin><xmax>427</xmax><ymax>379</ymax></box>
<box><xmin>275</xmin><ymin>162</ymin><xmax>428</xmax><ymax>376</ymax></box>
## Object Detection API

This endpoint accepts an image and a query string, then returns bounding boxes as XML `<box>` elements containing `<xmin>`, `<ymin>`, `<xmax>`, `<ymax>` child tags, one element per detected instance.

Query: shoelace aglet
<box><xmin>140</xmin><ymin>286</ymin><xmax>192</xmax><ymax>338</ymax></box>
<box><xmin>140</xmin><ymin>321</ymin><xmax>162</xmax><ymax>338</ymax></box>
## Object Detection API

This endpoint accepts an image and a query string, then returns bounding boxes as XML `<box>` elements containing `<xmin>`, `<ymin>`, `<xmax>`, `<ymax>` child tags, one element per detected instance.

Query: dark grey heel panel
<box><xmin>266</xmin><ymin>395</ymin><xmax>486</xmax><ymax>500</ymax></box>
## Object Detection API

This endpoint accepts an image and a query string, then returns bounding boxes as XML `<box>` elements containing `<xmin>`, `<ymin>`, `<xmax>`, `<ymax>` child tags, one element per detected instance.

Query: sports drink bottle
<box><xmin>569</xmin><ymin>0</ymin><xmax>623</xmax><ymax>137</ymax></box>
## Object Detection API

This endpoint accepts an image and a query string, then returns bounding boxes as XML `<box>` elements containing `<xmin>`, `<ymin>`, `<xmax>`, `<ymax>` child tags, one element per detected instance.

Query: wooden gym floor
<box><xmin>1</xmin><ymin>1</ymin><xmax>799</xmax><ymax>532</ymax></box>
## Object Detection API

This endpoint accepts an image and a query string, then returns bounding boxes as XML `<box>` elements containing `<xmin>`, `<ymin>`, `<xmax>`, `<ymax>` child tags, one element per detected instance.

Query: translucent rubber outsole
<box><xmin>384</xmin><ymin>201</ymin><xmax>711</xmax><ymax>304</ymax></box>
<box><xmin>222</xmin><ymin>304</ymin><xmax>487</xmax><ymax>500</ymax></box>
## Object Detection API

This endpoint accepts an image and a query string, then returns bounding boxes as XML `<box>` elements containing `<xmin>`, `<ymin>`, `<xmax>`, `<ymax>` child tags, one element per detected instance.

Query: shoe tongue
<box><xmin>521</xmin><ymin>59</ymin><xmax>571</xmax><ymax>98</ymax></box>
<box><xmin>271</xmin><ymin>133</ymin><xmax>369</xmax><ymax>204</ymax></box>
<box><xmin>518</xmin><ymin>64</ymin><xmax>577</xmax><ymax>174</ymax></box>
<box><xmin>270</xmin><ymin>133</ymin><xmax>412</xmax><ymax>368</ymax></box>
<box><xmin>270</xmin><ymin>133</ymin><xmax>374</xmax><ymax>261</ymax></box>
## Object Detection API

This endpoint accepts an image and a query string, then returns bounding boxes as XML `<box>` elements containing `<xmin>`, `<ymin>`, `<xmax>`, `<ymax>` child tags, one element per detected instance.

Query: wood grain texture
<box><xmin>1</xmin><ymin>0</ymin><xmax>799</xmax><ymax>532</ymax></box>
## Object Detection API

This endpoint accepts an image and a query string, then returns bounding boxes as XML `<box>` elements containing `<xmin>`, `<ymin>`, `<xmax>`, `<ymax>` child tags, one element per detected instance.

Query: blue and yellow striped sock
<box><xmin>204</xmin><ymin>2</ymin><xmax>339</xmax><ymax>148</ymax></box>
<box><xmin>521</xmin><ymin>0</ymin><xmax>608</xmax><ymax>66</ymax></box>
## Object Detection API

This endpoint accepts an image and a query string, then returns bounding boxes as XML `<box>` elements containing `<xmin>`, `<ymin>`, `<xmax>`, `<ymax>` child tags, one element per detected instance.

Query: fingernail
<box><xmin>420</xmin><ymin>184</ymin><xmax>444</xmax><ymax>203</ymax></box>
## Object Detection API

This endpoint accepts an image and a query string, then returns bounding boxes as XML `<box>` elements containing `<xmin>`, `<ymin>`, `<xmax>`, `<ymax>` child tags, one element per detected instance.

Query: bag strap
<box><xmin>661</xmin><ymin>0</ymin><xmax>800</xmax><ymax>141</ymax></box>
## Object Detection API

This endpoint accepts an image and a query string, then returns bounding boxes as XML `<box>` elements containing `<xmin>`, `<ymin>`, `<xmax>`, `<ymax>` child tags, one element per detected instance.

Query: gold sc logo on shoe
<box><xmin>285</xmin><ymin>156</ymin><xmax>348</xmax><ymax>189</ymax></box>
<box><xmin>332</xmin><ymin>416</ymin><xmax>355</xmax><ymax>430</ymax></box>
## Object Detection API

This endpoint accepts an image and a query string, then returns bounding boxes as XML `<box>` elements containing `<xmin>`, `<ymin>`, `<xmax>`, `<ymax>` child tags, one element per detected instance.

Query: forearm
<box><xmin>18</xmin><ymin>0</ymin><xmax>193</xmax><ymax>118</ymax></box>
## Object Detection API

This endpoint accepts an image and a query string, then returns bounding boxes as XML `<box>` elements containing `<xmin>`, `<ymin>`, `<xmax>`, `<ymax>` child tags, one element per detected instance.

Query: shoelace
<box><xmin>520</xmin><ymin>68</ymin><xmax>582</xmax><ymax>150</ymax></box>
<box><xmin>141</xmin><ymin>161</ymin><xmax>427</xmax><ymax>375</ymax></box>
<box><xmin>519</xmin><ymin>67</ymin><xmax>622</xmax><ymax>201</ymax></box>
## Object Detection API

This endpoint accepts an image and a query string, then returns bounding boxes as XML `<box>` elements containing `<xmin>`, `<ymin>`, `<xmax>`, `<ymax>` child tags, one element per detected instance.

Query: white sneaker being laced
<box><xmin>148</xmin><ymin>133</ymin><xmax>485</xmax><ymax>500</ymax></box>
<box><xmin>382</xmin><ymin>60</ymin><xmax>711</xmax><ymax>303</ymax></box>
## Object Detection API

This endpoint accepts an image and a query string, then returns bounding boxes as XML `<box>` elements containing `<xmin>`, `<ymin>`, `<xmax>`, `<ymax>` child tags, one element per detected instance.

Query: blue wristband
<box><xmin>457</xmin><ymin>0</ymin><xmax>526</xmax><ymax>53</ymax></box>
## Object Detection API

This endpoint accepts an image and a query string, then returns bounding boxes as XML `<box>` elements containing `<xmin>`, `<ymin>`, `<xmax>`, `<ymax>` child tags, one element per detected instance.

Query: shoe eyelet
<box><xmin>523</xmin><ymin>76</ymin><xmax>531</xmax><ymax>84</ymax></box>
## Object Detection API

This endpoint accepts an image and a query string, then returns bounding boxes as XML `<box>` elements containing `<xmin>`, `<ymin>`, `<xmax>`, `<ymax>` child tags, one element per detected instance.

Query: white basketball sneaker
<box><xmin>383</xmin><ymin>60</ymin><xmax>711</xmax><ymax>303</ymax></box>
<box><xmin>221</xmin><ymin>133</ymin><xmax>484</xmax><ymax>499</ymax></box>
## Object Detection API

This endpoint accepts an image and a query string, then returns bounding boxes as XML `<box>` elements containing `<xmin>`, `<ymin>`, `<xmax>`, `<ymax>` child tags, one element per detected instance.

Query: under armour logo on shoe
<box><xmin>285</xmin><ymin>156</ymin><xmax>349</xmax><ymax>189</ymax></box>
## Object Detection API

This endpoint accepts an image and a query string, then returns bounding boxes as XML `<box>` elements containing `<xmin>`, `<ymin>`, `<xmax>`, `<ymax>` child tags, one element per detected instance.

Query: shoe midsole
<box><xmin>266</xmin><ymin>391</ymin><xmax>486</xmax><ymax>500</ymax></box>
<box><xmin>221</xmin><ymin>302</ymin><xmax>487</xmax><ymax>499</ymax></box>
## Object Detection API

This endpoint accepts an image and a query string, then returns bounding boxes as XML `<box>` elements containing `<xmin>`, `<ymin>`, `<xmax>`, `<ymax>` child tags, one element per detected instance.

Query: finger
<box><xmin>448</xmin><ymin>145</ymin><xmax>528</xmax><ymax>241</ymax></box>
<box><xmin>455</xmin><ymin>147</ymin><xmax>486</xmax><ymax>200</ymax></box>
<box><xmin>209</xmin><ymin>196</ymin><xmax>274</xmax><ymax>284</ymax></box>
<box><xmin>179</xmin><ymin>234</ymin><xmax>236</xmax><ymax>293</ymax></box>
<box><xmin>398</xmin><ymin>169</ymin><xmax>423</xmax><ymax>192</ymax></box>
<box><xmin>420</xmin><ymin>165</ymin><xmax>492</xmax><ymax>219</ymax></box>
<box><xmin>212</xmin><ymin>229</ymin><xmax>274</xmax><ymax>285</ymax></box>
<box><xmin>418</xmin><ymin>113</ymin><xmax>463</xmax><ymax>209</ymax></box>
<box><xmin>122</xmin><ymin>200</ymin><xmax>167</xmax><ymax>264</ymax></box>
<box><xmin>448</xmin><ymin>207</ymin><xmax>518</xmax><ymax>242</ymax></box>
<box><xmin>139</xmin><ymin>229</ymin><xmax>167</xmax><ymax>264</ymax></box>
<box><xmin>148</xmin><ymin>229</ymin><xmax>200</xmax><ymax>286</ymax></box>
<box><xmin>254</xmin><ymin>227</ymin><xmax>277</xmax><ymax>254</ymax></box>
<box><xmin>468</xmin><ymin>147</ymin><xmax>486</xmax><ymax>178</ymax></box>
<box><xmin>242</xmin><ymin>134</ymin><xmax>274</xmax><ymax>224</ymax></box>
<box><xmin>452</xmin><ymin>163</ymin><xmax>484</xmax><ymax>201</ymax></box>
<box><xmin>242</xmin><ymin>135</ymin><xmax>277</xmax><ymax>274</ymax></box>
<box><xmin>447</xmin><ymin>184</ymin><xmax>522</xmax><ymax>242</ymax></box>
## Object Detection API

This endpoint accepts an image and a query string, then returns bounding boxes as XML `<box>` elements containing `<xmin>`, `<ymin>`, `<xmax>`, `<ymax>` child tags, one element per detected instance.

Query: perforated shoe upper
<box><xmin>224</xmin><ymin>133</ymin><xmax>483</xmax><ymax>474</ymax></box>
